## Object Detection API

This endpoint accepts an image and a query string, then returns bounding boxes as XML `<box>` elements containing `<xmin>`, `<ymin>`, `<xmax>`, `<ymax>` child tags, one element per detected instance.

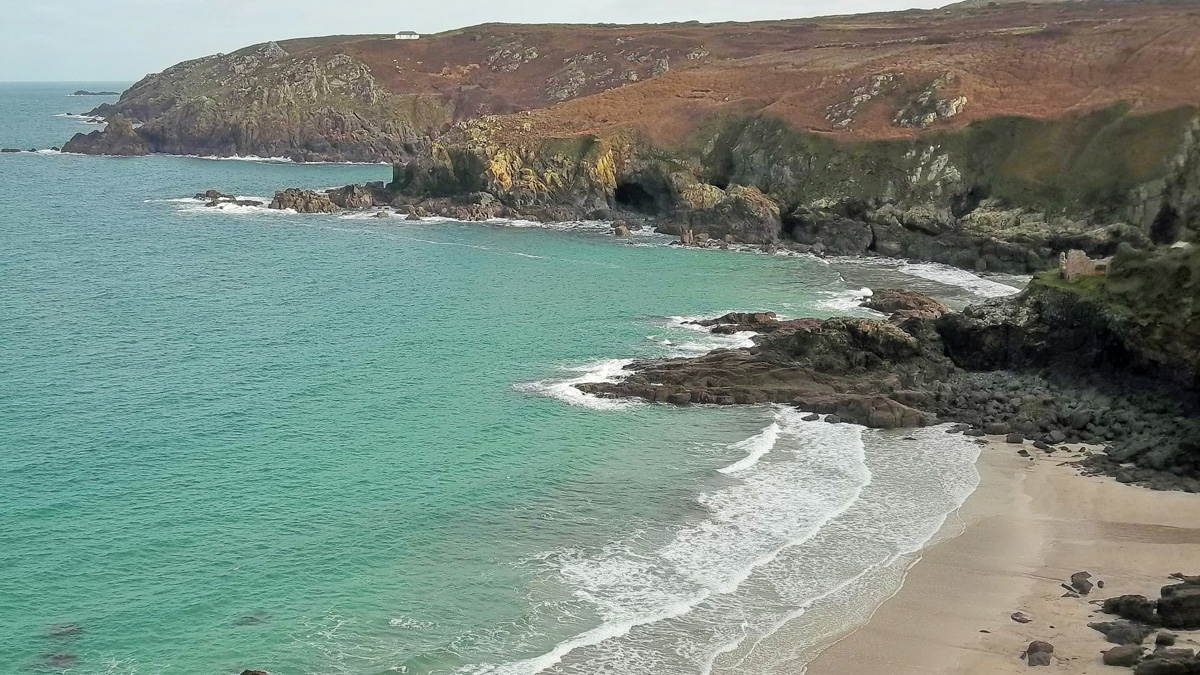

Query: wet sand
<box><xmin>805</xmin><ymin>438</ymin><xmax>1200</xmax><ymax>674</ymax></box>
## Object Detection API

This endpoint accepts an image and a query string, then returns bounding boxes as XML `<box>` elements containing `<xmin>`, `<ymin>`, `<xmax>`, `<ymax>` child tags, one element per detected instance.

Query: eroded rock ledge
<box><xmin>580</xmin><ymin>246</ymin><xmax>1200</xmax><ymax>491</ymax></box>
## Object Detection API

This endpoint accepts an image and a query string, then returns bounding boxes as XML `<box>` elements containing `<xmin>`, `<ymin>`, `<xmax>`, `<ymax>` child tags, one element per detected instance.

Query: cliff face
<box><xmin>66</xmin><ymin>2</ymin><xmax>1200</xmax><ymax>268</ymax></box>
<box><xmin>66</xmin><ymin>41</ymin><xmax>451</xmax><ymax>161</ymax></box>
<box><xmin>67</xmin><ymin>3</ymin><xmax>1200</xmax><ymax>162</ymax></box>
<box><xmin>388</xmin><ymin>104</ymin><xmax>1200</xmax><ymax>272</ymax></box>
<box><xmin>939</xmin><ymin>245</ymin><xmax>1200</xmax><ymax>388</ymax></box>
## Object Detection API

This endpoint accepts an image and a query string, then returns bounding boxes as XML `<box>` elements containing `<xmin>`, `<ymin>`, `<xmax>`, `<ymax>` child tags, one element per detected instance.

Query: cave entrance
<box><xmin>1151</xmin><ymin>204</ymin><xmax>1182</xmax><ymax>245</ymax></box>
<box><xmin>615</xmin><ymin>181</ymin><xmax>663</xmax><ymax>215</ymax></box>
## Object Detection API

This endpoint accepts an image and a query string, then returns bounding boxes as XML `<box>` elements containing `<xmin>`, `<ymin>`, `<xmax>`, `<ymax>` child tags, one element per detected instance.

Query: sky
<box><xmin>0</xmin><ymin>0</ymin><xmax>947</xmax><ymax>82</ymax></box>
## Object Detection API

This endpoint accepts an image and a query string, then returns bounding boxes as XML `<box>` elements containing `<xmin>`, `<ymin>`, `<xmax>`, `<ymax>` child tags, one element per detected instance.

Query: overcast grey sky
<box><xmin>1</xmin><ymin>0</ymin><xmax>945</xmax><ymax>82</ymax></box>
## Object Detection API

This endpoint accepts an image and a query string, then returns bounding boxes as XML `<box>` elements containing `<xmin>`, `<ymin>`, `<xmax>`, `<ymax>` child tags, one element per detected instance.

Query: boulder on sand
<box><xmin>1103</xmin><ymin>595</ymin><xmax>1160</xmax><ymax>625</ymax></box>
<box><xmin>1071</xmin><ymin>571</ymin><xmax>1095</xmax><ymax>595</ymax></box>
<box><xmin>1023</xmin><ymin>640</ymin><xmax>1054</xmax><ymax>666</ymax></box>
<box><xmin>1089</xmin><ymin>620</ymin><xmax>1155</xmax><ymax>645</ymax></box>
<box><xmin>1104</xmin><ymin>644</ymin><xmax>1144</xmax><ymax>667</ymax></box>
<box><xmin>1158</xmin><ymin>584</ymin><xmax>1200</xmax><ymax>630</ymax></box>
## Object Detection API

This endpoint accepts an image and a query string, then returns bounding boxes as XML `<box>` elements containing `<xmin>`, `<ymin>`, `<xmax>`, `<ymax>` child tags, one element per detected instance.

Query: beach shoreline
<box><xmin>804</xmin><ymin>437</ymin><xmax>1200</xmax><ymax>674</ymax></box>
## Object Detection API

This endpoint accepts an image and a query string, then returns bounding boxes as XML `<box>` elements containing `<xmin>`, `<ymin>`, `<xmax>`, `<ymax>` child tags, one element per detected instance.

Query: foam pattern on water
<box><xmin>454</xmin><ymin>417</ymin><xmax>979</xmax><ymax>675</ymax></box>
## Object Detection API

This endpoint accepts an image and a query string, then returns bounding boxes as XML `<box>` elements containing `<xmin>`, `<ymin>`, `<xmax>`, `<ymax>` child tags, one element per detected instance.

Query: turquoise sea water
<box><xmin>1</xmin><ymin>83</ymin><xmax>1017</xmax><ymax>675</ymax></box>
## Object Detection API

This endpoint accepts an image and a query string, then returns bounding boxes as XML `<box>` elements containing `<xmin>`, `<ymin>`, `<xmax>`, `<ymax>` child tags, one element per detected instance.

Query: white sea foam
<box><xmin>463</xmin><ymin>411</ymin><xmax>872</xmax><ymax>675</ymax></box>
<box><xmin>513</xmin><ymin>359</ymin><xmax>639</xmax><ymax>411</ymax></box>
<box><xmin>664</xmin><ymin>316</ymin><xmax>758</xmax><ymax>352</ymax></box>
<box><xmin>53</xmin><ymin>112</ymin><xmax>106</xmax><ymax>125</ymax></box>
<box><xmin>897</xmin><ymin>261</ymin><xmax>1022</xmax><ymax>297</ymax></box>
<box><xmin>816</xmin><ymin>286</ymin><xmax>875</xmax><ymax>314</ymax></box>
<box><xmin>717</xmin><ymin>416</ymin><xmax>781</xmax><ymax>474</ymax></box>
<box><xmin>456</xmin><ymin>414</ymin><xmax>986</xmax><ymax>675</ymax></box>
<box><xmin>838</xmin><ymin>257</ymin><xmax>1022</xmax><ymax>299</ymax></box>
<box><xmin>183</xmin><ymin>154</ymin><xmax>389</xmax><ymax>165</ymax></box>
<box><xmin>155</xmin><ymin>196</ymin><xmax>279</xmax><ymax>215</ymax></box>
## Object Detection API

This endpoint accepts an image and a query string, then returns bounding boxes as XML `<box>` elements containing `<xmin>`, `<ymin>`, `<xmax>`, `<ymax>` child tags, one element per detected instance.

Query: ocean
<box><xmin>0</xmin><ymin>82</ymin><xmax>1019</xmax><ymax>675</ymax></box>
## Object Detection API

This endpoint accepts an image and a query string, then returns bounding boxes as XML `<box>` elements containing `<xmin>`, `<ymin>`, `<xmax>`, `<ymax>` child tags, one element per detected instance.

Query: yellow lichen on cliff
<box><xmin>487</xmin><ymin>147</ymin><xmax>522</xmax><ymax>192</ymax></box>
<box><xmin>588</xmin><ymin>147</ymin><xmax>618</xmax><ymax>192</ymax></box>
<box><xmin>678</xmin><ymin>183</ymin><xmax>724</xmax><ymax>209</ymax></box>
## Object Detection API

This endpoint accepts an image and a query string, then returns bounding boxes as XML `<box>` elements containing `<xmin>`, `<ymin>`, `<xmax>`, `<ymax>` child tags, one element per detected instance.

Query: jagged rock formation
<box><xmin>388</xmin><ymin>103</ymin><xmax>1200</xmax><ymax>272</ymax></box>
<box><xmin>62</xmin><ymin>115</ymin><xmax>148</xmax><ymax>156</ymax></box>
<box><xmin>578</xmin><ymin>313</ymin><xmax>952</xmax><ymax>429</ymax></box>
<box><xmin>268</xmin><ymin>189</ymin><xmax>340</xmax><ymax>213</ymax></box>
<box><xmin>580</xmin><ymin>247</ymin><xmax>1200</xmax><ymax>489</ymax></box>
<box><xmin>939</xmin><ymin>245</ymin><xmax>1200</xmax><ymax>388</ymax></box>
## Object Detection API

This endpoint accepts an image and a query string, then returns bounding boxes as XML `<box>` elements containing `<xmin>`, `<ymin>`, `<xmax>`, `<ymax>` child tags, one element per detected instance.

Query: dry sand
<box><xmin>805</xmin><ymin>437</ymin><xmax>1200</xmax><ymax>674</ymax></box>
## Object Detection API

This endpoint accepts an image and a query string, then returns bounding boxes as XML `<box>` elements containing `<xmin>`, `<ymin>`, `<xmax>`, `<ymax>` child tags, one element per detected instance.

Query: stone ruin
<box><xmin>1060</xmin><ymin>249</ymin><xmax>1111</xmax><ymax>281</ymax></box>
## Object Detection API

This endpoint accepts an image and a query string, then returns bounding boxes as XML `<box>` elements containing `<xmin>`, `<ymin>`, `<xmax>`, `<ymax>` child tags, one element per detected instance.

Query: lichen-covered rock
<box><xmin>862</xmin><ymin>289</ymin><xmax>950</xmax><ymax>321</ymax></box>
<box><xmin>671</xmin><ymin>184</ymin><xmax>781</xmax><ymax>244</ymax></box>
<box><xmin>327</xmin><ymin>184</ymin><xmax>375</xmax><ymax>209</ymax></box>
<box><xmin>268</xmin><ymin>189</ymin><xmax>339</xmax><ymax>213</ymax></box>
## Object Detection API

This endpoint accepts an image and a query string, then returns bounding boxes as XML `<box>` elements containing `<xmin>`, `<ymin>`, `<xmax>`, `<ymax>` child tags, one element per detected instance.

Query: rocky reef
<box><xmin>580</xmin><ymin>246</ymin><xmax>1200</xmax><ymax>491</ymax></box>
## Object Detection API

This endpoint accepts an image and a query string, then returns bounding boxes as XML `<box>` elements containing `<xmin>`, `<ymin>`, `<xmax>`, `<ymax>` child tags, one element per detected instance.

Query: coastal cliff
<box><xmin>66</xmin><ymin>3</ymin><xmax>1200</xmax><ymax>269</ymax></box>
<box><xmin>387</xmin><ymin>105</ymin><xmax>1200</xmax><ymax>272</ymax></box>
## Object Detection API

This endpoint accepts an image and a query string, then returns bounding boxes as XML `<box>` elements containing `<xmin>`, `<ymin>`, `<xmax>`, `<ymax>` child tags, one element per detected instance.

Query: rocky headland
<box><xmin>64</xmin><ymin>2</ymin><xmax>1200</xmax><ymax>273</ymax></box>
<box><xmin>579</xmin><ymin>245</ymin><xmax>1200</xmax><ymax>491</ymax></box>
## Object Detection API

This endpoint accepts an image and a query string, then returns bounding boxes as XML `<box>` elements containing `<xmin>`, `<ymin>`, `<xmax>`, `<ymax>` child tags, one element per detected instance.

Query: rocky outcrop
<box><xmin>327</xmin><ymin>184</ymin><xmax>378</xmax><ymax>209</ymax></box>
<box><xmin>575</xmin><ymin>247</ymin><xmax>1200</xmax><ymax>488</ymax></box>
<box><xmin>862</xmin><ymin>289</ymin><xmax>950</xmax><ymax>321</ymax></box>
<box><xmin>73</xmin><ymin>44</ymin><xmax>447</xmax><ymax>162</ymax></box>
<box><xmin>578</xmin><ymin>312</ymin><xmax>952</xmax><ymax>429</ymax></box>
<box><xmin>62</xmin><ymin>115</ymin><xmax>149</xmax><ymax>156</ymax></box>
<box><xmin>1159</xmin><ymin>579</ymin><xmax>1200</xmax><ymax>630</ymax></box>
<box><xmin>383</xmin><ymin>102</ymin><xmax>1200</xmax><ymax>272</ymax></box>
<box><xmin>657</xmin><ymin>184</ymin><xmax>781</xmax><ymax>244</ymax></box>
<box><xmin>268</xmin><ymin>189</ymin><xmax>339</xmax><ymax>213</ymax></box>
<box><xmin>938</xmin><ymin>246</ymin><xmax>1200</xmax><ymax>388</ymax></box>
<box><xmin>74</xmin><ymin>4</ymin><xmax>1200</xmax><ymax>272</ymax></box>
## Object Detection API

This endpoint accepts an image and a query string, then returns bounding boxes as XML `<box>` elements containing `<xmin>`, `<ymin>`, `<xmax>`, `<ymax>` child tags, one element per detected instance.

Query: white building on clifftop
<box><xmin>394</xmin><ymin>31</ymin><xmax>420</xmax><ymax>40</ymax></box>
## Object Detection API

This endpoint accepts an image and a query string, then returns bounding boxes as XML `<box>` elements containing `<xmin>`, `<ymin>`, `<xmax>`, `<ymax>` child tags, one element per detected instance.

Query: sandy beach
<box><xmin>805</xmin><ymin>437</ymin><xmax>1200</xmax><ymax>674</ymax></box>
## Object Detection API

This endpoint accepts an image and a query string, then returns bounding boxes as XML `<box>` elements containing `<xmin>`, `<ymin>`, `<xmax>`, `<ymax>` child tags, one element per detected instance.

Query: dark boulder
<box><xmin>268</xmin><ymin>189</ymin><xmax>339</xmax><ymax>214</ymax></box>
<box><xmin>1158</xmin><ymin>586</ymin><xmax>1200</xmax><ymax>630</ymax></box>
<box><xmin>1089</xmin><ymin>620</ymin><xmax>1155</xmax><ymax>645</ymax></box>
<box><xmin>862</xmin><ymin>289</ymin><xmax>950</xmax><ymax>321</ymax></box>
<box><xmin>1103</xmin><ymin>595</ymin><xmax>1160</xmax><ymax>625</ymax></box>
<box><xmin>327</xmin><ymin>184</ymin><xmax>375</xmax><ymax>209</ymax></box>
<box><xmin>61</xmin><ymin>115</ymin><xmax>150</xmax><ymax>156</ymax></box>
<box><xmin>1105</xmin><ymin>644</ymin><xmax>1145</xmax><ymax>667</ymax></box>
<box><xmin>1134</xmin><ymin>654</ymin><xmax>1200</xmax><ymax>675</ymax></box>
<box><xmin>1024</xmin><ymin>640</ymin><xmax>1055</xmax><ymax>667</ymax></box>
<box><xmin>1071</xmin><ymin>571</ymin><xmax>1095</xmax><ymax>595</ymax></box>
